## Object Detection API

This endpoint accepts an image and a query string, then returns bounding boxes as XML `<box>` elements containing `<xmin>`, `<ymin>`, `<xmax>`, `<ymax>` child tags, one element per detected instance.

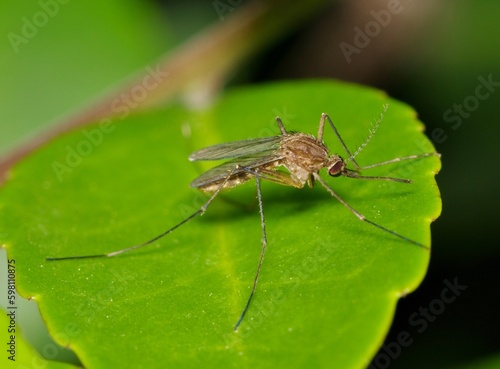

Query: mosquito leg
<box><xmin>322</xmin><ymin>114</ymin><xmax>360</xmax><ymax>169</ymax></box>
<box><xmin>275</xmin><ymin>117</ymin><xmax>288</xmax><ymax>135</ymax></box>
<box><xmin>342</xmin><ymin>170</ymin><xmax>412</xmax><ymax>183</ymax></box>
<box><xmin>233</xmin><ymin>167</ymin><xmax>268</xmax><ymax>331</ymax></box>
<box><xmin>312</xmin><ymin>172</ymin><xmax>429</xmax><ymax>250</ymax></box>
<box><xmin>46</xmin><ymin>168</ymin><xmax>239</xmax><ymax>261</ymax></box>
<box><xmin>357</xmin><ymin>152</ymin><xmax>440</xmax><ymax>170</ymax></box>
<box><xmin>317</xmin><ymin>113</ymin><xmax>326</xmax><ymax>142</ymax></box>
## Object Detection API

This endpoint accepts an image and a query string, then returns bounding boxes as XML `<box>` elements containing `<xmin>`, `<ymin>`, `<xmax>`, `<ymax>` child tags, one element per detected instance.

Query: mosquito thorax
<box><xmin>281</xmin><ymin>134</ymin><xmax>329</xmax><ymax>168</ymax></box>
<box><xmin>326</xmin><ymin>155</ymin><xmax>346</xmax><ymax>177</ymax></box>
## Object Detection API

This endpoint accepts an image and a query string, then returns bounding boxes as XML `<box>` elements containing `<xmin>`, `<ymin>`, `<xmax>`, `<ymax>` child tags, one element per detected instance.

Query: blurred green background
<box><xmin>1</xmin><ymin>0</ymin><xmax>498</xmax><ymax>368</ymax></box>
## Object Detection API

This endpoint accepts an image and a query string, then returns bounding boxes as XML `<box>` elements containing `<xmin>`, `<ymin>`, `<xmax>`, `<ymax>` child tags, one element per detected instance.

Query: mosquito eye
<box><xmin>328</xmin><ymin>161</ymin><xmax>343</xmax><ymax>177</ymax></box>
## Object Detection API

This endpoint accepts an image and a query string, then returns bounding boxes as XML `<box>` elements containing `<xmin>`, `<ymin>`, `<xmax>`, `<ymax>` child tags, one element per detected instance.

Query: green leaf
<box><xmin>0</xmin><ymin>80</ymin><xmax>441</xmax><ymax>369</ymax></box>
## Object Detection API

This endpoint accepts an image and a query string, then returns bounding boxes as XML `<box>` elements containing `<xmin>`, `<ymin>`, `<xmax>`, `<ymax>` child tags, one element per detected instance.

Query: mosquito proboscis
<box><xmin>46</xmin><ymin>104</ymin><xmax>439</xmax><ymax>331</ymax></box>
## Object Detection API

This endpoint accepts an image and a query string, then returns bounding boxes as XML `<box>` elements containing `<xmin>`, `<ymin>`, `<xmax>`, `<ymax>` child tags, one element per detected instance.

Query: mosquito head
<box><xmin>326</xmin><ymin>155</ymin><xmax>346</xmax><ymax>177</ymax></box>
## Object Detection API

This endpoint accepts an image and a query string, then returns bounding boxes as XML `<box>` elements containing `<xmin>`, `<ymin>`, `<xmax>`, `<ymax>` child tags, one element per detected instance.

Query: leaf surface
<box><xmin>0</xmin><ymin>80</ymin><xmax>441</xmax><ymax>369</ymax></box>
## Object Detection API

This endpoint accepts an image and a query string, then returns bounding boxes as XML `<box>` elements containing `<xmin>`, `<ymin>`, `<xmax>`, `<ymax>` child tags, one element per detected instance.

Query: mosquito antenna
<box><xmin>323</xmin><ymin>113</ymin><xmax>360</xmax><ymax>169</ymax></box>
<box><xmin>234</xmin><ymin>167</ymin><xmax>268</xmax><ymax>331</ymax></box>
<box><xmin>313</xmin><ymin>172</ymin><xmax>429</xmax><ymax>250</ymax></box>
<box><xmin>345</xmin><ymin>102</ymin><xmax>389</xmax><ymax>166</ymax></box>
<box><xmin>46</xmin><ymin>168</ymin><xmax>237</xmax><ymax>261</ymax></box>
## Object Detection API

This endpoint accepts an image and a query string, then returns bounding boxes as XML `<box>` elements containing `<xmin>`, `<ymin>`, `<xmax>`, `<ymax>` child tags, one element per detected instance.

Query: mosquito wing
<box><xmin>189</xmin><ymin>136</ymin><xmax>282</xmax><ymax>161</ymax></box>
<box><xmin>190</xmin><ymin>152</ymin><xmax>283</xmax><ymax>189</ymax></box>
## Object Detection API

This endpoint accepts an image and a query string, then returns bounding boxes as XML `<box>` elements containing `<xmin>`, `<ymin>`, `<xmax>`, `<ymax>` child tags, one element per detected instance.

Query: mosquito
<box><xmin>46</xmin><ymin>104</ymin><xmax>439</xmax><ymax>331</ymax></box>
